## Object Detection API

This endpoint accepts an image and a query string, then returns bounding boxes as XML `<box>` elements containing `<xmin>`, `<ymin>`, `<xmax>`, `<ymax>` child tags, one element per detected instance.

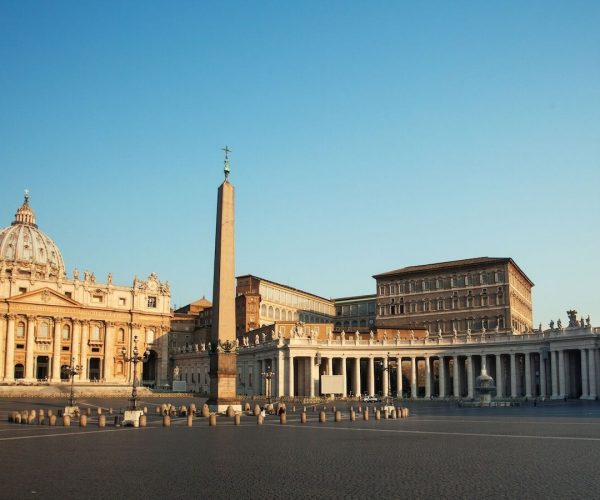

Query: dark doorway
<box><xmin>89</xmin><ymin>358</ymin><xmax>102</xmax><ymax>381</ymax></box>
<box><xmin>36</xmin><ymin>356</ymin><xmax>49</xmax><ymax>380</ymax></box>
<box><xmin>142</xmin><ymin>351</ymin><xmax>157</xmax><ymax>387</ymax></box>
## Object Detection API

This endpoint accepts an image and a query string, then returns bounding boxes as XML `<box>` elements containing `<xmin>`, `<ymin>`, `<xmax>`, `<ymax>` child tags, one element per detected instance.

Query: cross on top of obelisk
<box><xmin>222</xmin><ymin>145</ymin><xmax>231</xmax><ymax>180</ymax></box>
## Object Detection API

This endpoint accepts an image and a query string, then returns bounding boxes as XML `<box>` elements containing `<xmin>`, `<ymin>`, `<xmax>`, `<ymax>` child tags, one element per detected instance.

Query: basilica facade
<box><xmin>0</xmin><ymin>194</ymin><xmax>171</xmax><ymax>386</ymax></box>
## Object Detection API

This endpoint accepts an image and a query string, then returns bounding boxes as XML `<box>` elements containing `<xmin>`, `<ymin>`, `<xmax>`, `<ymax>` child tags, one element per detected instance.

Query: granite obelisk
<box><xmin>207</xmin><ymin>146</ymin><xmax>241</xmax><ymax>412</ymax></box>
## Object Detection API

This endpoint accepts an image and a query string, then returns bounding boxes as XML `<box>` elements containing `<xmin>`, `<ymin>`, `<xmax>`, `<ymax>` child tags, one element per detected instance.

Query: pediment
<box><xmin>9</xmin><ymin>287</ymin><xmax>81</xmax><ymax>307</ymax></box>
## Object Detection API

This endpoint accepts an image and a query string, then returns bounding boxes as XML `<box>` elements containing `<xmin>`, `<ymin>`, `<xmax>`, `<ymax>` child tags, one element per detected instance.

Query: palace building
<box><xmin>0</xmin><ymin>194</ymin><xmax>171</xmax><ymax>386</ymax></box>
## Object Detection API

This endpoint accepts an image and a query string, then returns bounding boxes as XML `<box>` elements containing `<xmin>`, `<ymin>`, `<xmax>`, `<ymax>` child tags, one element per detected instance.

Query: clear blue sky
<box><xmin>1</xmin><ymin>1</ymin><xmax>599</xmax><ymax>326</ymax></box>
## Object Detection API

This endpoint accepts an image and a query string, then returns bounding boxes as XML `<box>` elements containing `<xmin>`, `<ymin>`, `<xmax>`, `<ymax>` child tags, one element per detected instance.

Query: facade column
<box><xmin>79</xmin><ymin>321</ymin><xmax>89</xmax><ymax>381</ymax></box>
<box><xmin>396</xmin><ymin>357</ymin><xmax>403</xmax><ymax>398</ymax></box>
<box><xmin>382</xmin><ymin>356</ymin><xmax>389</xmax><ymax>399</ymax></box>
<box><xmin>510</xmin><ymin>353</ymin><xmax>517</xmax><ymax>398</ymax></box>
<box><xmin>4</xmin><ymin>315</ymin><xmax>16</xmax><ymax>381</ymax></box>
<box><xmin>277</xmin><ymin>350</ymin><xmax>285</xmax><ymax>397</ymax></box>
<box><xmin>539</xmin><ymin>352</ymin><xmax>547</xmax><ymax>399</ymax></box>
<box><xmin>309</xmin><ymin>355</ymin><xmax>316</xmax><ymax>398</ymax></box>
<box><xmin>51</xmin><ymin>318</ymin><xmax>62</xmax><ymax>382</ymax></box>
<box><xmin>368</xmin><ymin>357</ymin><xmax>375</xmax><ymax>396</ymax></box>
<box><xmin>438</xmin><ymin>357</ymin><xmax>446</xmax><ymax>398</ymax></box>
<box><xmin>551</xmin><ymin>350</ymin><xmax>559</xmax><ymax>398</ymax></box>
<box><xmin>102</xmin><ymin>322</ymin><xmax>114</xmax><ymax>383</ymax></box>
<box><xmin>0</xmin><ymin>315</ymin><xmax>5</xmax><ymax>381</ymax></box>
<box><xmin>588</xmin><ymin>349</ymin><xmax>597</xmax><ymax>399</ymax></box>
<box><xmin>580</xmin><ymin>349</ymin><xmax>589</xmax><ymax>399</ymax></box>
<box><xmin>353</xmin><ymin>357</ymin><xmax>361</xmax><ymax>397</ymax></box>
<box><xmin>288</xmin><ymin>355</ymin><xmax>294</xmax><ymax>397</ymax></box>
<box><xmin>327</xmin><ymin>357</ymin><xmax>333</xmax><ymax>375</ymax></box>
<box><xmin>495</xmin><ymin>354</ymin><xmax>503</xmax><ymax>398</ymax></box>
<box><xmin>410</xmin><ymin>357</ymin><xmax>417</xmax><ymax>399</ymax></box>
<box><xmin>424</xmin><ymin>356</ymin><xmax>431</xmax><ymax>399</ymax></box>
<box><xmin>341</xmin><ymin>356</ymin><xmax>347</xmax><ymax>397</ymax></box>
<box><xmin>25</xmin><ymin>315</ymin><xmax>36</xmax><ymax>381</ymax></box>
<box><xmin>558</xmin><ymin>350</ymin><xmax>566</xmax><ymax>398</ymax></box>
<box><xmin>524</xmin><ymin>352</ymin><xmax>532</xmax><ymax>398</ymax></box>
<box><xmin>466</xmin><ymin>355</ymin><xmax>474</xmax><ymax>399</ymax></box>
<box><xmin>453</xmin><ymin>355</ymin><xmax>460</xmax><ymax>397</ymax></box>
<box><xmin>71</xmin><ymin>320</ymin><xmax>81</xmax><ymax>371</ymax></box>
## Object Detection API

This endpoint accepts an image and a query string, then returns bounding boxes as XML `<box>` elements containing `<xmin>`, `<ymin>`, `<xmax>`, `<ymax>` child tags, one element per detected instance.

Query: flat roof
<box><xmin>236</xmin><ymin>274</ymin><xmax>333</xmax><ymax>303</ymax></box>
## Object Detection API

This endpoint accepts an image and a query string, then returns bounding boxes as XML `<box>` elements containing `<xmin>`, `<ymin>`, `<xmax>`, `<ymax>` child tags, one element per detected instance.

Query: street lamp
<box><xmin>121</xmin><ymin>335</ymin><xmax>150</xmax><ymax>411</ymax></box>
<box><xmin>62</xmin><ymin>357</ymin><xmax>82</xmax><ymax>409</ymax></box>
<box><xmin>261</xmin><ymin>365</ymin><xmax>275</xmax><ymax>404</ymax></box>
<box><xmin>377</xmin><ymin>352</ymin><xmax>397</xmax><ymax>407</ymax></box>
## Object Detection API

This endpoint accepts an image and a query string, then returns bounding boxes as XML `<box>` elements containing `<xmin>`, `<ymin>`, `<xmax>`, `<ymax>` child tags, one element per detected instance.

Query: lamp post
<box><xmin>377</xmin><ymin>352</ymin><xmax>397</xmax><ymax>406</ymax></box>
<box><xmin>62</xmin><ymin>357</ymin><xmax>82</xmax><ymax>408</ymax></box>
<box><xmin>261</xmin><ymin>366</ymin><xmax>275</xmax><ymax>404</ymax></box>
<box><xmin>121</xmin><ymin>335</ymin><xmax>150</xmax><ymax>411</ymax></box>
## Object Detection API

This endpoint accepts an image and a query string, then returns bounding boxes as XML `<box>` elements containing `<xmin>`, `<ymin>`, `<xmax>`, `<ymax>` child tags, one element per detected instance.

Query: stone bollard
<box><xmin>15</xmin><ymin>413</ymin><xmax>21</xmax><ymax>424</ymax></box>
<box><xmin>244</xmin><ymin>402</ymin><xmax>251</xmax><ymax>412</ymax></box>
<box><xmin>226</xmin><ymin>406</ymin><xmax>235</xmax><ymax>418</ymax></box>
<box><xmin>163</xmin><ymin>415</ymin><xmax>171</xmax><ymax>427</ymax></box>
<box><xmin>202</xmin><ymin>404</ymin><xmax>210</xmax><ymax>418</ymax></box>
<box><xmin>319</xmin><ymin>411</ymin><xmax>326</xmax><ymax>423</ymax></box>
<box><xmin>97</xmin><ymin>407</ymin><xmax>102</xmax><ymax>415</ymax></box>
<box><xmin>234</xmin><ymin>414</ymin><xmax>241</xmax><ymax>426</ymax></box>
<box><xmin>28</xmin><ymin>415</ymin><xmax>35</xmax><ymax>425</ymax></box>
<box><xmin>257</xmin><ymin>414</ymin><xmax>264</xmax><ymax>425</ymax></box>
<box><xmin>280</xmin><ymin>413</ymin><xmax>287</xmax><ymax>425</ymax></box>
<box><xmin>156</xmin><ymin>406</ymin><xmax>162</xmax><ymax>414</ymax></box>
<box><xmin>98</xmin><ymin>415</ymin><xmax>106</xmax><ymax>427</ymax></box>
<box><xmin>189</xmin><ymin>403</ymin><xmax>196</xmax><ymax>415</ymax></box>
<box><xmin>20</xmin><ymin>410</ymin><xmax>28</xmax><ymax>423</ymax></box>
<box><xmin>301</xmin><ymin>412</ymin><xmax>307</xmax><ymax>424</ymax></box>
<box><xmin>49</xmin><ymin>415</ymin><xmax>57</xmax><ymax>426</ymax></box>
<box><xmin>187</xmin><ymin>414</ymin><xmax>194</xmax><ymax>427</ymax></box>
<box><xmin>142</xmin><ymin>407</ymin><xmax>147</xmax><ymax>415</ymax></box>
<box><xmin>376</xmin><ymin>410</ymin><xmax>381</xmax><ymax>421</ymax></box>
<box><xmin>48</xmin><ymin>409</ymin><xmax>53</xmax><ymax>417</ymax></box>
<box><xmin>384</xmin><ymin>408</ymin><xmax>389</xmax><ymax>419</ymax></box>
<box><xmin>350</xmin><ymin>410</ymin><xmax>356</xmax><ymax>421</ymax></box>
<box><xmin>180</xmin><ymin>406</ymin><xmax>188</xmax><ymax>417</ymax></box>
<box><xmin>80</xmin><ymin>415</ymin><xmax>88</xmax><ymax>427</ymax></box>
<box><xmin>63</xmin><ymin>415</ymin><xmax>71</xmax><ymax>427</ymax></box>
<box><xmin>253</xmin><ymin>404</ymin><xmax>261</xmax><ymax>417</ymax></box>
<box><xmin>391</xmin><ymin>409</ymin><xmax>397</xmax><ymax>419</ymax></box>
<box><xmin>335</xmin><ymin>411</ymin><xmax>341</xmax><ymax>422</ymax></box>
<box><xmin>209</xmin><ymin>414</ymin><xmax>217</xmax><ymax>427</ymax></box>
<box><xmin>139</xmin><ymin>415</ymin><xmax>147</xmax><ymax>427</ymax></box>
<box><xmin>363</xmin><ymin>409</ymin><xmax>369</xmax><ymax>421</ymax></box>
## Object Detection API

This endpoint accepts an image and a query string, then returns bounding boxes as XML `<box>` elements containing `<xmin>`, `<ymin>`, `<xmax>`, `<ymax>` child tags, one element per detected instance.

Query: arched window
<box><xmin>62</xmin><ymin>324</ymin><xmax>70</xmax><ymax>340</ymax></box>
<box><xmin>498</xmin><ymin>316</ymin><xmax>505</xmax><ymax>329</ymax></box>
<box><xmin>260</xmin><ymin>304</ymin><xmax>267</xmax><ymax>317</ymax></box>
<box><xmin>118</xmin><ymin>328</ymin><xmax>125</xmax><ymax>343</ymax></box>
<box><xmin>268</xmin><ymin>306</ymin><xmax>274</xmax><ymax>319</ymax></box>
<box><xmin>91</xmin><ymin>325</ymin><xmax>101</xmax><ymax>341</ymax></box>
<box><xmin>293</xmin><ymin>311</ymin><xmax>299</xmax><ymax>321</ymax></box>
<box><xmin>39</xmin><ymin>322</ymin><xmax>49</xmax><ymax>338</ymax></box>
<box><xmin>351</xmin><ymin>320</ymin><xmax>358</xmax><ymax>327</ymax></box>
<box><xmin>286</xmin><ymin>310</ymin><xmax>292</xmax><ymax>321</ymax></box>
<box><xmin>16</xmin><ymin>322</ymin><xmax>25</xmax><ymax>338</ymax></box>
<box><xmin>275</xmin><ymin>308</ymin><xmax>281</xmax><ymax>320</ymax></box>
<box><xmin>14</xmin><ymin>363</ymin><xmax>24</xmax><ymax>379</ymax></box>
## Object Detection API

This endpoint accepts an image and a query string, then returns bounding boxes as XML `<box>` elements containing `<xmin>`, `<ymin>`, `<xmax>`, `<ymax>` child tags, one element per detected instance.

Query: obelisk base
<box><xmin>206</xmin><ymin>351</ymin><xmax>241</xmax><ymax>414</ymax></box>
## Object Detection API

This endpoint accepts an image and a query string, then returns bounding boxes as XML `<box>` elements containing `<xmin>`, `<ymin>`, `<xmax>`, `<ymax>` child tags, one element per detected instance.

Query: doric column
<box><xmin>588</xmin><ymin>349</ymin><xmax>597</xmax><ymax>399</ymax></box>
<box><xmin>580</xmin><ymin>349</ymin><xmax>589</xmax><ymax>399</ymax></box>
<box><xmin>410</xmin><ymin>357</ymin><xmax>417</xmax><ymax>399</ymax></box>
<box><xmin>424</xmin><ymin>356</ymin><xmax>431</xmax><ymax>399</ymax></box>
<box><xmin>71</xmin><ymin>320</ymin><xmax>81</xmax><ymax>370</ymax></box>
<box><xmin>79</xmin><ymin>321</ymin><xmax>89</xmax><ymax>381</ymax></box>
<box><xmin>309</xmin><ymin>355</ymin><xmax>315</xmax><ymax>398</ymax></box>
<box><xmin>277</xmin><ymin>350</ymin><xmax>285</xmax><ymax>397</ymax></box>
<box><xmin>4</xmin><ymin>315</ymin><xmax>16</xmax><ymax>381</ymax></box>
<box><xmin>103</xmin><ymin>321</ymin><xmax>114</xmax><ymax>383</ymax></box>
<box><xmin>466</xmin><ymin>355</ymin><xmax>474</xmax><ymax>399</ymax></box>
<box><xmin>368</xmin><ymin>357</ymin><xmax>375</xmax><ymax>396</ymax></box>
<box><xmin>510</xmin><ymin>353</ymin><xmax>517</xmax><ymax>398</ymax></box>
<box><xmin>353</xmin><ymin>357</ymin><xmax>361</xmax><ymax>397</ymax></box>
<box><xmin>524</xmin><ymin>352</ymin><xmax>532</xmax><ymax>398</ymax></box>
<box><xmin>396</xmin><ymin>357</ymin><xmax>403</xmax><ymax>398</ymax></box>
<box><xmin>288</xmin><ymin>355</ymin><xmax>294</xmax><ymax>397</ymax></box>
<box><xmin>51</xmin><ymin>318</ymin><xmax>62</xmax><ymax>382</ymax></box>
<box><xmin>558</xmin><ymin>350</ymin><xmax>566</xmax><ymax>398</ymax></box>
<box><xmin>453</xmin><ymin>356</ymin><xmax>460</xmax><ymax>397</ymax></box>
<box><xmin>382</xmin><ymin>356</ymin><xmax>389</xmax><ymax>398</ymax></box>
<box><xmin>539</xmin><ymin>352</ymin><xmax>547</xmax><ymax>399</ymax></box>
<box><xmin>495</xmin><ymin>354</ymin><xmax>503</xmax><ymax>398</ymax></box>
<box><xmin>327</xmin><ymin>356</ymin><xmax>333</xmax><ymax>375</ymax></box>
<box><xmin>25</xmin><ymin>315</ymin><xmax>36</xmax><ymax>381</ymax></box>
<box><xmin>341</xmin><ymin>356</ymin><xmax>347</xmax><ymax>397</ymax></box>
<box><xmin>256</xmin><ymin>359</ymin><xmax>263</xmax><ymax>395</ymax></box>
<box><xmin>551</xmin><ymin>350</ymin><xmax>559</xmax><ymax>398</ymax></box>
<box><xmin>0</xmin><ymin>315</ymin><xmax>6</xmax><ymax>381</ymax></box>
<box><xmin>438</xmin><ymin>356</ymin><xmax>446</xmax><ymax>398</ymax></box>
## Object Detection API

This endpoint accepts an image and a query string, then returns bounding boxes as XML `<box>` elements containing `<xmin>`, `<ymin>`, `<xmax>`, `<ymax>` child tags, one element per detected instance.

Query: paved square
<box><xmin>1</xmin><ymin>399</ymin><xmax>600</xmax><ymax>499</ymax></box>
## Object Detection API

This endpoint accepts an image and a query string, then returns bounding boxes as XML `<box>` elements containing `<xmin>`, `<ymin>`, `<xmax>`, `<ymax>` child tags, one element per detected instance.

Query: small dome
<box><xmin>0</xmin><ymin>192</ymin><xmax>65</xmax><ymax>278</ymax></box>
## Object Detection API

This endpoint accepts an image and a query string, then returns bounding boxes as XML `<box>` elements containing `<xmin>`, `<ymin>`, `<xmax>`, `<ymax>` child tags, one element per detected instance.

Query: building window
<box><xmin>437</xmin><ymin>299</ymin><xmax>443</xmax><ymax>310</ymax></box>
<box><xmin>147</xmin><ymin>296</ymin><xmax>157</xmax><ymax>308</ymax></box>
<box><xmin>118</xmin><ymin>328</ymin><xmax>125</xmax><ymax>343</ymax></box>
<box><xmin>62</xmin><ymin>325</ymin><xmax>70</xmax><ymax>340</ymax></box>
<box><xmin>467</xmin><ymin>293</ymin><xmax>474</xmax><ymax>307</ymax></box>
<box><xmin>481</xmin><ymin>273</ymin><xmax>487</xmax><ymax>284</ymax></box>
<box><xmin>91</xmin><ymin>325</ymin><xmax>101</xmax><ymax>341</ymax></box>
<box><xmin>19</xmin><ymin>287</ymin><xmax>27</xmax><ymax>294</ymax></box>
<box><xmin>496</xmin><ymin>292</ymin><xmax>503</xmax><ymax>306</ymax></box>
<box><xmin>275</xmin><ymin>308</ymin><xmax>281</xmax><ymax>320</ymax></box>
<box><xmin>482</xmin><ymin>294</ymin><xmax>488</xmax><ymax>306</ymax></box>
<box><xmin>435</xmin><ymin>279</ymin><xmax>441</xmax><ymax>290</ymax></box>
<box><xmin>147</xmin><ymin>329</ymin><xmax>155</xmax><ymax>344</ymax></box>
<box><xmin>92</xmin><ymin>295</ymin><xmax>104</xmax><ymax>303</ymax></box>
<box><xmin>268</xmin><ymin>306</ymin><xmax>274</xmax><ymax>319</ymax></box>
<box><xmin>17</xmin><ymin>322</ymin><xmax>25</xmax><ymax>338</ymax></box>
<box><xmin>39</xmin><ymin>322</ymin><xmax>49</xmax><ymax>338</ymax></box>
<box><xmin>466</xmin><ymin>275</ymin><xmax>473</xmax><ymax>286</ymax></box>
<box><xmin>261</xmin><ymin>304</ymin><xmax>267</xmax><ymax>317</ymax></box>
<box><xmin>118</xmin><ymin>297</ymin><xmax>126</xmax><ymax>306</ymax></box>
<box><xmin>423</xmin><ymin>300</ymin><xmax>429</xmax><ymax>312</ymax></box>
<box><xmin>450</xmin><ymin>277</ymin><xmax>455</xmax><ymax>288</ymax></box>
<box><xmin>390</xmin><ymin>305</ymin><xmax>396</xmax><ymax>315</ymax></box>
<box><xmin>64</xmin><ymin>291</ymin><xmax>72</xmax><ymax>299</ymax></box>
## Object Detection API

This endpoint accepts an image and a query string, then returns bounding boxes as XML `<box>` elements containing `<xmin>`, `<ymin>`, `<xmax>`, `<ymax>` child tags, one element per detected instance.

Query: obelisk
<box><xmin>207</xmin><ymin>146</ymin><xmax>241</xmax><ymax>412</ymax></box>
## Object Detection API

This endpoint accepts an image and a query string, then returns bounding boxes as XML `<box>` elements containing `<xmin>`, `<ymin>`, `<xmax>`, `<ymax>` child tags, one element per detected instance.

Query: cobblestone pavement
<box><xmin>1</xmin><ymin>399</ymin><xmax>599</xmax><ymax>499</ymax></box>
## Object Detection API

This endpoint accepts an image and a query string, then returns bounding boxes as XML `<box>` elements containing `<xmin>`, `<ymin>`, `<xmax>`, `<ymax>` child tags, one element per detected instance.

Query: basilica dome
<box><xmin>0</xmin><ymin>193</ymin><xmax>65</xmax><ymax>279</ymax></box>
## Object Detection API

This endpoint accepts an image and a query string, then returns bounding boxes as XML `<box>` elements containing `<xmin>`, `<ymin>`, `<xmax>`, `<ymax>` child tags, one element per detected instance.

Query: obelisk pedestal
<box><xmin>206</xmin><ymin>150</ymin><xmax>241</xmax><ymax>413</ymax></box>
